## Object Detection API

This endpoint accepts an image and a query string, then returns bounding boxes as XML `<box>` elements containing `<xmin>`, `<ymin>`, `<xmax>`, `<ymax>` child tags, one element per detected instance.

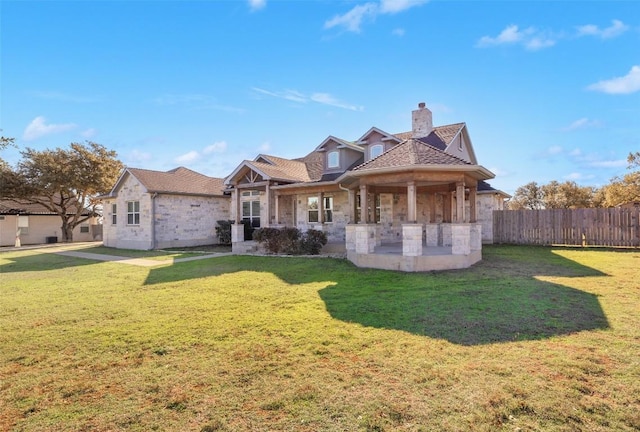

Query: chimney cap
<box><xmin>418</xmin><ymin>102</ymin><xmax>426</xmax><ymax>109</ymax></box>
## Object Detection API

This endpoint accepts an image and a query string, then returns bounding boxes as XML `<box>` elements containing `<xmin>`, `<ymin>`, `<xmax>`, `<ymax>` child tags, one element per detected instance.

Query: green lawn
<box><xmin>1</xmin><ymin>246</ymin><xmax>638</xmax><ymax>431</ymax></box>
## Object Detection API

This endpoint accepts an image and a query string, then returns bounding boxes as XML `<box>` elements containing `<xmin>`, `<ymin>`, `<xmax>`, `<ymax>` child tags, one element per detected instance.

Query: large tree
<box><xmin>3</xmin><ymin>141</ymin><xmax>124</xmax><ymax>242</ymax></box>
<box><xmin>540</xmin><ymin>180</ymin><xmax>596</xmax><ymax>209</ymax></box>
<box><xmin>507</xmin><ymin>181</ymin><xmax>545</xmax><ymax>210</ymax></box>
<box><xmin>597</xmin><ymin>152</ymin><xmax>640</xmax><ymax>207</ymax></box>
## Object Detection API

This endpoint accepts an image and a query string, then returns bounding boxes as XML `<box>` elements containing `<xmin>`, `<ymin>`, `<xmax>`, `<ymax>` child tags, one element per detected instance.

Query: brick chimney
<box><xmin>412</xmin><ymin>102</ymin><xmax>433</xmax><ymax>138</ymax></box>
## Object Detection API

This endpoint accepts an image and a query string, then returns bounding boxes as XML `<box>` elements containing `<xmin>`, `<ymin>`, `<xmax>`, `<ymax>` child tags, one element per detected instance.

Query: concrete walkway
<box><xmin>52</xmin><ymin>250</ymin><xmax>233</xmax><ymax>267</ymax></box>
<box><xmin>1</xmin><ymin>242</ymin><xmax>234</xmax><ymax>267</ymax></box>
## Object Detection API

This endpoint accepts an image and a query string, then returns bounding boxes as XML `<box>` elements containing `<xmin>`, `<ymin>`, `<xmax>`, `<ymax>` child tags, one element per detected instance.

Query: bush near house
<box><xmin>253</xmin><ymin>227</ymin><xmax>327</xmax><ymax>255</ymax></box>
<box><xmin>215</xmin><ymin>220</ymin><xmax>255</xmax><ymax>245</ymax></box>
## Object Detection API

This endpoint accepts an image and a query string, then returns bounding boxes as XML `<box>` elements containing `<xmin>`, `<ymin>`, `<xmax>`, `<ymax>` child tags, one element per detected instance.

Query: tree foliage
<box><xmin>3</xmin><ymin>141</ymin><xmax>124</xmax><ymax>242</ymax></box>
<box><xmin>507</xmin><ymin>181</ymin><xmax>545</xmax><ymax>210</ymax></box>
<box><xmin>597</xmin><ymin>153</ymin><xmax>640</xmax><ymax>207</ymax></box>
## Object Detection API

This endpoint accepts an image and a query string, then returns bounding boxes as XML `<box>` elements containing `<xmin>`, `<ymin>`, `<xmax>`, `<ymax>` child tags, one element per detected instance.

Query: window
<box><xmin>80</xmin><ymin>225</ymin><xmax>90</xmax><ymax>233</ymax></box>
<box><xmin>111</xmin><ymin>203</ymin><xmax>117</xmax><ymax>225</ymax></box>
<box><xmin>327</xmin><ymin>151</ymin><xmax>339</xmax><ymax>169</ymax></box>
<box><xmin>127</xmin><ymin>201</ymin><xmax>140</xmax><ymax>225</ymax></box>
<box><xmin>308</xmin><ymin>197</ymin><xmax>319</xmax><ymax>223</ymax></box>
<box><xmin>323</xmin><ymin>196</ymin><xmax>333</xmax><ymax>223</ymax></box>
<box><xmin>370</xmin><ymin>144</ymin><xmax>384</xmax><ymax>159</ymax></box>
<box><xmin>241</xmin><ymin>190</ymin><xmax>260</xmax><ymax>227</ymax></box>
<box><xmin>18</xmin><ymin>215</ymin><xmax>29</xmax><ymax>234</ymax></box>
<box><xmin>356</xmin><ymin>194</ymin><xmax>381</xmax><ymax>223</ymax></box>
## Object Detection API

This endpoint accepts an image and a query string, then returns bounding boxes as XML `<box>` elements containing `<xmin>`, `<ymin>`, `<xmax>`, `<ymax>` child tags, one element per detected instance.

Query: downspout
<box><xmin>151</xmin><ymin>192</ymin><xmax>158</xmax><ymax>249</ymax></box>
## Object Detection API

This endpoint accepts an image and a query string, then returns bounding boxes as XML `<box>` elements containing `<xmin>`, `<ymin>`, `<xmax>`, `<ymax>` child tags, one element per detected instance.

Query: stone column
<box><xmin>425</xmin><ymin>224</ymin><xmax>439</xmax><ymax>247</ymax></box>
<box><xmin>451</xmin><ymin>224</ymin><xmax>471</xmax><ymax>255</ymax></box>
<box><xmin>470</xmin><ymin>223</ymin><xmax>482</xmax><ymax>251</ymax></box>
<box><xmin>355</xmin><ymin>224</ymin><xmax>377</xmax><ymax>254</ymax></box>
<box><xmin>231</xmin><ymin>223</ymin><xmax>245</xmax><ymax>243</ymax></box>
<box><xmin>319</xmin><ymin>193</ymin><xmax>324</xmax><ymax>224</ymax></box>
<box><xmin>442</xmin><ymin>223</ymin><xmax>453</xmax><ymax>247</ymax></box>
<box><xmin>274</xmin><ymin>191</ymin><xmax>280</xmax><ymax>225</ymax></box>
<box><xmin>345</xmin><ymin>224</ymin><xmax>357</xmax><ymax>251</ymax></box>
<box><xmin>233</xmin><ymin>188</ymin><xmax>241</xmax><ymax>223</ymax></box>
<box><xmin>402</xmin><ymin>223</ymin><xmax>423</xmax><ymax>257</ymax></box>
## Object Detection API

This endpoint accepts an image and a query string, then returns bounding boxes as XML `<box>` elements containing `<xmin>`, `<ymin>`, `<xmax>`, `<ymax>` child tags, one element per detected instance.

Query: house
<box><xmin>101</xmin><ymin>102</ymin><xmax>509</xmax><ymax>271</ymax></box>
<box><xmin>100</xmin><ymin>167</ymin><xmax>229</xmax><ymax>250</ymax></box>
<box><xmin>0</xmin><ymin>199</ymin><xmax>100</xmax><ymax>246</ymax></box>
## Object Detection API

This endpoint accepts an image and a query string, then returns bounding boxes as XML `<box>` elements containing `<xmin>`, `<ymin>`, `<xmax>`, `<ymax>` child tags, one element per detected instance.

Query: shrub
<box><xmin>299</xmin><ymin>229</ymin><xmax>328</xmax><ymax>255</ymax></box>
<box><xmin>252</xmin><ymin>227</ymin><xmax>327</xmax><ymax>255</ymax></box>
<box><xmin>215</xmin><ymin>220</ymin><xmax>233</xmax><ymax>245</ymax></box>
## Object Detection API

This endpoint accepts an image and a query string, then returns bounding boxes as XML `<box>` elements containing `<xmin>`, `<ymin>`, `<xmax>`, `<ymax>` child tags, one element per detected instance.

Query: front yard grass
<box><xmin>1</xmin><ymin>245</ymin><xmax>638</xmax><ymax>431</ymax></box>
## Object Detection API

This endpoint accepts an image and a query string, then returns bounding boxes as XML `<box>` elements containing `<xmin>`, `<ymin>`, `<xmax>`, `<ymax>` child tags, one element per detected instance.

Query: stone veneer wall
<box><xmin>154</xmin><ymin>194</ymin><xmax>229</xmax><ymax>249</ymax></box>
<box><xmin>103</xmin><ymin>174</ymin><xmax>230</xmax><ymax>250</ymax></box>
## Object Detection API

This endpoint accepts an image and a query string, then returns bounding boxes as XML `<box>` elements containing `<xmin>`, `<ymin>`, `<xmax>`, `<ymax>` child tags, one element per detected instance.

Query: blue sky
<box><xmin>1</xmin><ymin>0</ymin><xmax>638</xmax><ymax>195</ymax></box>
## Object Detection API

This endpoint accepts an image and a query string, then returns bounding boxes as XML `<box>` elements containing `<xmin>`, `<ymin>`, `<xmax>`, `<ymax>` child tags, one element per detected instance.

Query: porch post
<box><xmin>319</xmin><ymin>192</ymin><xmax>324</xmax><ymax>224</ymax></box>
<box><xmin>265</xmin><ymin>182</ymin><xmax>271</xmax><ymax>227</ymax></box>
<box><xmin>359</xmin><ymin>184</ymin><xmax>368</xmax><ymax>223</ymax></box>
<box><xmin>233</xmin><ymin>188</ymin><xmax>241</xmax><ymax>223</ymax></box>
<box><xmin>348</xmin><ymin>189</ymin><xmax>356</xmax><ymax>223</ymax></box>
<box><xmin>407</xmin><ymin>181</ymin><xmax>417</xmax><ymax>223</ymax></box>
<box><xmin>456</xmin><ymin>181</ymin><xmax>465</xmax><ymax>223</ymax></box>
<box><xmin>469</xmin><ymin>186</ymin><xmax>477</xmax><ymax>223</ymax></box>
<box><xmin>443</xmin><ymin>191</ymin><xmax>452</xmax><ymax>223</ymax></box>
<box><xmin>274</xmin><ymin>190</ymin><xmax>280</xmax><ymax>225</ymax></box>
<box><xmin>427</xmin><ymin>192</ymin><xmax>436</xmax><ymax>223</ymax></box>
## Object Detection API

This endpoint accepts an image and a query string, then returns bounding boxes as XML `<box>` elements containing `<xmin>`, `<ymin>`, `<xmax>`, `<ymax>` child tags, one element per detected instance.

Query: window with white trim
<box><xmin>127</xmin><ymin>201</ymin><xmax>140</xmax><ymax>225</ymax></box>
<box><xmin>111</xmin><ymin>203</ymin><xmax>117</xmax><ymax>225</ymax></box>
<box><xmin>327</xmin><ymin>151</ymin><xmax>339</xmax><ymax>169</ymax></box>
<box><xmin>370</xmin><ymin>144</ymin><xmax>384</xmax><ymax>159</ymax></box>
<box><xmin>323</xmin><ymin>196</ymin><xmax>333</xmax><ymax>223</ymax></box>
<box><xmin>241</xmin><ymin>190</ymin><xmax>261</xmax><ymax>227</ymax></box>
<box><xmin>308</xmin><ymin>197</ymin><xmax>319</xmax><ymax>223</ymax></box>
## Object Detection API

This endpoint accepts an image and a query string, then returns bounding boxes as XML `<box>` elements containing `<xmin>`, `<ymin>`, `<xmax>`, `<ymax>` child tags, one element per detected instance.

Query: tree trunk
<box><xmin>61</xmin><ymin>223</ymin><xmax>74</xmax><ymax>242</ymax></box>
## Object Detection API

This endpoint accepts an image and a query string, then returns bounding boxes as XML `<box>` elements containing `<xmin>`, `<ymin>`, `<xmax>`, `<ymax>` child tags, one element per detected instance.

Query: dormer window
<box><xmin>327</xmin><ymin>151</ymin><xmax>339</xmax><ymax>169</ymax></box>
<box><xmin>370</xmin><ymin>144</ymin><xmax>384</xmax><ymax>159</ymax></box>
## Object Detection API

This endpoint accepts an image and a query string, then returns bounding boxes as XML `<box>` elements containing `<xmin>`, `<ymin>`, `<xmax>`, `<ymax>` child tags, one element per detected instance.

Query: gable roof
<box><xmin>314</xmin><ymin>135</ymin><xmax>363</xmax><ymax>153</ymax></box>
<box><xmin>353</xmin><ymin>139</ymin><xmax>471</xmax><ymax>172</ymax></box>
<box><xmin>109</xmin><ymin>167</ymin><xmax>227</xmax><ymax>197</ymax></box>
<box><xmin>225</xmin><ymin>155</ymin><xmax>312</xmax><ymax>185</ymax></box>
<box><xmin>356</xmin><ymin>127</ymin><xmax>403</xmax><ymax>144</ymax></box>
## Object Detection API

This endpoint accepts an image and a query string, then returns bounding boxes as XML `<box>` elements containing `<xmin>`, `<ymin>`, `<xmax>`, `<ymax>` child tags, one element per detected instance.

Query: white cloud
<box><xmin>253</xmin><ymin>87</ymin><xmax>363</xmax><ymax>111</ymax></box>
<box><xmin>127</xmin><ymin>149</ymin><xmax>153</xmax><ymax>164</ymax></box>
<box><xmin>175</xmin><ymin>151</ymin><xmax>200</xmax><ymax>164</ymax></box>
<box><xmin>392</xmin><ymin>28</ymin><xmax>405</xmax><ymax>36</ymax></box>
<box><xmin>324</xmin><ymin>0</ymin><xmax>427</xmax><ymax>33</ymax></box>
<box><xmin>589</xmin><ymin>159</ymin><xmax>628</xmax><ymax>168</ymax></box>
<box><xmin>576</xmin><ymin>19</ymin><xmax>629</xmax><ymax>39</ymax></box>
<box><xmin>259</xmin><ymin>141</ymin><xmax>271</xmax><ymax>152</ymax></box>
<box><xmin>547</xmin><ymin>145</ymin><xmax>563</xmax><ymax>155</ymax></box>
<box><xmin>248</xmin><ymin>0</ymin><xmax>266</xmax><ymax>12</ymax></box>
<box><xmin>324</xmin><ymin>3</ymin><xmax>377</xmax><ymax>33</ymax></box>
<box><xmin>587</xmin><ymin>65</ymin><xmax>640</xmax><ymax>94</ymax></box>
<box><xmin>477</xmin><ymin>25</ymin><xmax>556</xmax><ymax>51</ymax></box>
<box><xmin>22</xmin><ymin>116</ymin><xmax>77</xmax><ymax>141</ymax></box>
<box><xmin>203</xmin><ymin>141</ymin><xmax>227</xmax><ymax>154</ymax></box>
<box><xmin>562</xmin><ymin>118</ymin><xmax>602</xmax><ymax>131</ymax></box>
<box><xmin>380</xmin><ymin>0</ymin><xmax>428</xmax><ymax>14</ymax></box>
<box><xmin>80</xmin><ymin>128</ymin><xmax>97</xmax><ymax>138</ymax></box>
<box><xmin>29</xmin><ymin>90</ymin><xmax>100</xmax><ymax>103</ymax></box>
<box><xmin>310</xmin><ymin>93</ymin><xmax>364</xmax><ymax>111</ymax></box>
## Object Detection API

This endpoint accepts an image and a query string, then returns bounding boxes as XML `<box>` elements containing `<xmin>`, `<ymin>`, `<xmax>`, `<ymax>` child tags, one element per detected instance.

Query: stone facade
<box><xmin>102</xmin><ymin>173</ymin><xmax>229</xmax><ymax>250</ymax></box>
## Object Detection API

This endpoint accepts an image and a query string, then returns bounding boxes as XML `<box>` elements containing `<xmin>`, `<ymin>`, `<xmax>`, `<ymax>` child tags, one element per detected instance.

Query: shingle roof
<box><xmin>128</xmin><ymin>167</ymin><xmax>226</xmax><ymax>196</ymax></box>
<box><xmin>294</xmin><ymin>151</ymin><xmax>324</xmax><ymax>182</ymax></box>
<box><xmin>353</xmin><ymin>139</ymin><xmax>470</xmax><ymax>172</ymax></box>
<box><xmin>0</xmin><ymin>196</ymin><xmax>90</xmax><ymax>215</ymax></box>
<box><xmin>394</xmin><ymin>123</ymin><xmax>465</xmax><ymax>150</ymax></box>
<box><xmin>255</xmin><ymin>155</ymin><xmax>312</xmax><ymax>182</ymax></box>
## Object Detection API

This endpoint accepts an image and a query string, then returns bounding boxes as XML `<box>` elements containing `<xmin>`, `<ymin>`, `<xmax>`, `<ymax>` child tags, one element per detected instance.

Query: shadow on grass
<box><xmin>0</xmin><ymin>250</ymin><xmax>97</xmax><ymax>273</ymax></box>
<box><xmin>143</xmin><ymin>246</ymin><xmax>611</xmax><ymax>345</ymax></box>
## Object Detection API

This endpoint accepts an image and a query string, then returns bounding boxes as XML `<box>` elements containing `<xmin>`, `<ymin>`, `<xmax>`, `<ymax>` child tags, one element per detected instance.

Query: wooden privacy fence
<box><xmin>493</xmin><ymin>208</ymin><xmax>640</xmax><ymax>247</ymax></box>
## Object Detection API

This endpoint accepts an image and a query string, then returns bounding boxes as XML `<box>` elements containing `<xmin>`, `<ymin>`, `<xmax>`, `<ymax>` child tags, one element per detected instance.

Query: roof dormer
<box><xmin>314</xmin><ymin>136</ymin><xmax>364</xmax><ymax>173</ymax></box>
